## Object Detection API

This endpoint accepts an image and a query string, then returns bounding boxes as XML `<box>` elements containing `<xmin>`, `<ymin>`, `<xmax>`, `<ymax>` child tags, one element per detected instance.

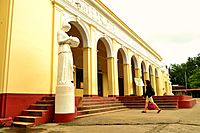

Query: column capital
<box><xmin>107</xmin><ymin>56</ymin><xmax>114</xmax><ymax>59</ymax></box>
<box><xmin>150</xmin><ymin>74</ymin><xmax>155</xmax><ymax>76</ymax></box>
<box><xmin>123</xmin><ymin>63</ymin><xmax>130</xmax><ymax>66</ymax></box>
<box><xmin>89</xmin><ymin>23</ymin><xmax>97</xmax><ymax>29</ymax></box>
<box><xmin>134</xmin><ymin>68</ymin><xmax>140</xmax><ymax>70</ymax></box>
<box><xmin>83</xmin><ymin>47</ymin><xmax>92</xmax><ymax>50</ymax></box>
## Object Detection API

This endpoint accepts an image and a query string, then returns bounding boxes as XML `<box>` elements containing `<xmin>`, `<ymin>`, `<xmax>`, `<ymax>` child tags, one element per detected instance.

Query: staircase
<box><xmin>13</xmin><ymin>95</ymin><xmax>195</xmax><ymax>127</ymax></box>
<box><xmin>76</xmin><ymin>97</ymin><xmax>127</xmax><ymax>118</ymax></box>
<box><xmin>117</xmin><ymin>96</ymin><xmax>179</xmax><ymax>109</ymax></box>
<box><xmin>13</xmin><ymin>96</ymin><xmax>54</xmax><ymax>127</ymax></box>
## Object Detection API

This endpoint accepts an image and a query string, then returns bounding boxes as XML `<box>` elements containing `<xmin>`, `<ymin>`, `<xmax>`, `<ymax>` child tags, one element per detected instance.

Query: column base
<box><xmin>54</xmin><ymin>113</ymin><xmax>76</xmax><ymax>123</ymax></box>
<box><xmin>83</xmin><ymin>95</ymin><xmax>98</xmax><ymax>97</ymax></box>
<box><xmin>108</xmin><ymin>95</ymin><xmax>118</xmax><ymax>97</ymax></box>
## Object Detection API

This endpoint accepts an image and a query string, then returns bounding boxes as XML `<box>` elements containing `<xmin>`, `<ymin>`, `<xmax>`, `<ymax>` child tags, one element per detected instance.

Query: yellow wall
<box><xmin>7</xmin><ymin>0</ymin><xmax>53</xmax><ymax>94</ymax></box>
<box><xmin>0</xmin><ymin>0</ymin><xmax>11</xmax><ymax>93</ymax></box>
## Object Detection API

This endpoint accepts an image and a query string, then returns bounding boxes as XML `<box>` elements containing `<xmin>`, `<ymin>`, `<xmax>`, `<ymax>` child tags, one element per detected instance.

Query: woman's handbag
<box><xmin>148</xmin><ymin>103</ymin><xmax>156</xmax><ymax>110</ymax></box>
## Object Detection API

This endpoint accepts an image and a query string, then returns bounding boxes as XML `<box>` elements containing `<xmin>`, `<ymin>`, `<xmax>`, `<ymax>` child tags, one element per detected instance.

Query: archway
<box><xmin>131</xmin><ymin>56</ymin><xmax>137</xmax><ymax>95</ymax></box>
<box><xmin>149</xmin><ymin>65</ymin><xmax>153</xmax><ymax>82</ymax></box>
<box><xmin>117</xmin><ymin>49</ymin><xmax>125</xmax><ymax>96</ymax></box>
<box><xmin>155</xmin><ymin>68</ymin><xmax>160</xmax><ymax>95</ymax></box>
<box><xmin>141</xmin><ymin>61</ymin><xmax>146</xmax><ymax>95</ymax></box>
<box><xmin>149</xmin><ymin>65</ymin><xmax>156</xmax><ymax>94</ymax></box>
<box><xmin>67</xmin><ymin>21</ymin><xmax>87</xmax><ymax>95</ymax></box>
<box><xmin>97</xmin><ymin>38</ymin><xmax>109</xmax><ymax>96</ymax></box>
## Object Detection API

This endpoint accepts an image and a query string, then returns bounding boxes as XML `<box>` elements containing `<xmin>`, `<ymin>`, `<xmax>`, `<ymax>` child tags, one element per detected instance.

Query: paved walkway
<box><xmin>1</xmin><ymin>99</ymin><xmax>200</xmax><ymax>133</ymax></box>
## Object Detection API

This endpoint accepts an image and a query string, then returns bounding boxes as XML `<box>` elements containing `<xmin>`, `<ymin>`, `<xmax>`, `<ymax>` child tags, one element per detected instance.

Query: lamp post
<box><xmin>185</xmin><ymin>71</ymin><xmax>187</xmax><ymax>89</ymax></box>
<box><xmin>185</xmin><ymin>64</ymin><xmax>187</xmax><ymax>89</ymax></box>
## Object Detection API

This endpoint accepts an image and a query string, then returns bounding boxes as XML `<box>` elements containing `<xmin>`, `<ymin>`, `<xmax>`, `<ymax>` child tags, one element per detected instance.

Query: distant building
<box><xmin>172</xmin><ymin>85</ymin><xmax>200</xmax><ymax>98</ymax></box>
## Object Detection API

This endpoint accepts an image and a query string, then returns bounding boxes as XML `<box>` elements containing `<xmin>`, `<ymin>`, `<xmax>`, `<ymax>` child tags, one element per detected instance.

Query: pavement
<box><xmin>1</xmin><ymin>99</ymin><xmax>200</xmax><ymax>133</ymax></box>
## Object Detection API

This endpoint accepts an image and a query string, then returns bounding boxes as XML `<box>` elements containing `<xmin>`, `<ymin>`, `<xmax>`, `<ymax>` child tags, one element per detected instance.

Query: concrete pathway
<box><xmin>1</xmin><ymin>99</ymin><xmax>200</xmax><ymax>133</ymax></box>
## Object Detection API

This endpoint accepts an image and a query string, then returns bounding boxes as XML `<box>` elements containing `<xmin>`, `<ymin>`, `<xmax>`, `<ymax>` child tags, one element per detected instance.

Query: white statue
<box><xmin>57</xmin><ymin>21</ymin><xmax>80</xmax><ymax>85</ymax></box>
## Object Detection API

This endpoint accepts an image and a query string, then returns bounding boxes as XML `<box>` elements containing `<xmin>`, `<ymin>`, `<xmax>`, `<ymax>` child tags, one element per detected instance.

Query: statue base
<box><xmin>54</xmin><ymin>113</ymin><xmax>76</xmax><ymax>123</ymax></box>
<box><xmin>55</xmin><ymin>83</ymin><xmax>76</xmax><ymax>123</ymax></box>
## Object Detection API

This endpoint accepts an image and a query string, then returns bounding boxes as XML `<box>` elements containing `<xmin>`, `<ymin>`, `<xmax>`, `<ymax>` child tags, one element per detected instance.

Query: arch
<box><xmin>131</xmin><ymin>55</ymin><xmax>138</xmax><ymax>95</ymax></box>
<box><xmin>64</xmin><ymin>16</ymin><xmax>89</xmax><ymax>47</ymax></box>
<box><xmin>155</xmin><ymin>68</ymin><xmax>159</xmax><ymax>77</ymax></box>
<box><xmin>118</xmin><ymin>47</ymin><xmax>128</xmax><ymax>64</ymax></box>
<box><xmin>131</xmin><ymin>55</ymin><xmax>138</xmax><ymax>68</ymax></box>
<box><xmin>140</xmin><ymin>61</ymin><xmax>147</xmax><ymax>95</ymax></box>
<box><xmin>148</xmin><ymin>65</ymin><xmax>153</xmax><ymax>87</ymax></box>
<box><xmin>69</xmin><ymin>21</ymin><xmax>88</xmax><ymax>48</ymax></box>
<box><xmin>155</xmin><ymin>68</ymin><xmax>160</xmax><ymax>95</ymax></box>
<box><xmin>67</xmin><ymin>21</ymin><xmax>85</xmax><ymax>90</ymax></box>
<box><xmin>149</xmin><ymin>65</ymin><xmax>153</xmax><ymax>75</ymax></box>
<box><xmin>96</xmin><ymin>40</ymin><xmax>108</xmax><ymax>96</ymax></box>
<box><xmin>141</xmin><ymin>61</ymin><xmax>147</xmax><ymax>72</ymax></box>
<box><xmin>117</xmin><ymin>49</ymin><xmax>124</xmax><ymax>96</ymax></box>
<box><xmin>96</xmin><ymin>37</ymin><xmax>112</xmax><ymax>57</ymax></box>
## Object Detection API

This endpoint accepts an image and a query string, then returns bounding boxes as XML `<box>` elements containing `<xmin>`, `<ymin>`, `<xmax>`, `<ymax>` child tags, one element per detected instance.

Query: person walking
<box><xmin>142</xmin><ymin>80</ymin><xmax>161</xmax><ymax>113</ymax></box>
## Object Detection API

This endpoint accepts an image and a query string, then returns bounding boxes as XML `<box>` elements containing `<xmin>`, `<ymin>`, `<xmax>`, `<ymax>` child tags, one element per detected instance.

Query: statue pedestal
<box><xmin>55</xmin><ymin>83</ymin><xmax>76</xmax><ymax>123</ymax></box>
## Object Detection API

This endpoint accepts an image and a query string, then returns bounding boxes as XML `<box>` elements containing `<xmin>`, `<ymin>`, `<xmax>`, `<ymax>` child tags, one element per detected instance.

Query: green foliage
<box><xmin>170</xmin><ymin>64</ymin><xmax>185</xmax><ymax>86</ymax></box>
<box><xmin>170</xmin><ymin>53</ymin><xmax>200</xmax><ymax>88</ymax></box>
<box><xmin>188</xmin><ymin>68</ymin><xmax>200</xmax><ymax>88</ymax></box>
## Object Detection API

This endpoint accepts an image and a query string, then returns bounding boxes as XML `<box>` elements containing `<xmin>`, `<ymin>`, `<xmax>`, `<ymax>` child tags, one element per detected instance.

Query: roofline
<box><xmin>95</xmin><ymin>0</ymin><xmax>162</xmax><ymax>61</ymax></box>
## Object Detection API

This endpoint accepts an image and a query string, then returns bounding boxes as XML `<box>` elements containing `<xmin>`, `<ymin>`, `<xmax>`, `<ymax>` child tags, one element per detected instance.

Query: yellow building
<box><xmin>0</xmin><ymin>0</ymin><xmax>172</xmax><ymax>118</ymax></box>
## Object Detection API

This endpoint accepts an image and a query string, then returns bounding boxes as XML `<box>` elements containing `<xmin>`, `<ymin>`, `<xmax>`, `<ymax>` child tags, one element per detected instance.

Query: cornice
<box><xmin>94</xmin><ymin>0</ymin><xmax>162</xmax><ymax>61</ymax></box>
<box><xmin>53</xmin><ymin>0</ymin><xmax>162</xmax><ymax>61</ymax></box>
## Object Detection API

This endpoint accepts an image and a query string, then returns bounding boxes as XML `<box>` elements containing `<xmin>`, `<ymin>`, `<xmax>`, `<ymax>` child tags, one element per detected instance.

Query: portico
<box><xmin>52</xmin><ymin>0</ymin><xmax>171</xmax><ymax>97</ymax></box>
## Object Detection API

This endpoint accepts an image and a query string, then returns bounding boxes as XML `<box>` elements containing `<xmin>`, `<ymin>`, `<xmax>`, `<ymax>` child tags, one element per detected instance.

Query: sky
<box><xmin>100</xmin><ymin>0</ymin><xmax>200</xmax><ymax>66</ymax></box>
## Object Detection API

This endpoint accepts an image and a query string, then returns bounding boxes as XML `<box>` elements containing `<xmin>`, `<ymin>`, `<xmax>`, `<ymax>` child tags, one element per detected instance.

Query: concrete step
<box><xmin>30</xmin><ymin>104</ymin><xmax>53</xmax><ymax>110</ymax></box>
<box><xmin>76</xmin><ymin>108</ymin><xmax>127</xmax><ymax>118</ymax></box>
<box><xmin>82</xmin><ymin>100</ymin><xmax>122</xmax><ymax>106</ymax></box>
<box><xmin>14</xmin><ymin>116</ymin><xmax>41</xmax><ymax>123</ymax></box>
<box><xmin>124</xmin><ymin>102</ymin><xmax>177</xmax><ymax>105</ymax></box>
<box><xmin>78</xmin><ymin>105</ymin><xmax>126</xmax><ymax>115</ymax></box>
<box><xmin>42</xmin><ymin>96</ymin><xmax>55</xmax><ymax>101</ymax></box>
<box><xmin>117</xmin><ymin>96</ymin><xmax>179</xmax><ymax>101</ymax></box>
<box><xmin>127</xmin><ymin>105</ymin><xmax>178</xmax><ymax>109</ymax></box>
<box><xmin>121</xmin><ymin>99</ymin><xmax>178</xmax><ymax>103</ymax></box>
<box><xmin>22</xmin><ymin>110</ymin><xmax>48</xmax><ymax>116</ymax></box>
<box><xmin>77</xmin><ymin>97</ymin><xmax>127</xmax><ymax>117</ymax></box>
<box><xmin>13</xmin><ymin>96</ymin><xmax>55</xmax><ymax>127</ymax></box>
<box><xmin>13</xmin><ymin>121</ymin><xmax>34</xmax><ymax>127</ymax></box>
<box><xmin>83</xmin><ymin>97</ymin><xmax>117</xmax><ymax>100</ymax></box>
<box><xmin>82</xmin><ymin>99</ymin><xmax>119</xmax><ymax>102</ymax></box>
<box><xmin>36</xmin><ymin>100</ymin><xmax>55</xmax><ymax>104</ymax></box>
<box><xmin>78</xmin><ymin>103</ymin><xmax>124</xmax><ymax>110</ymax></box>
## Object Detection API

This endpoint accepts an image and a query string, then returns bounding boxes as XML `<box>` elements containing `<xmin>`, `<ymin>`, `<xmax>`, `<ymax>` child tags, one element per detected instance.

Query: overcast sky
<box><xmin>101</xmin><ymin>0</ymin><xmax>200</xmax><ymax>66</ymax></box>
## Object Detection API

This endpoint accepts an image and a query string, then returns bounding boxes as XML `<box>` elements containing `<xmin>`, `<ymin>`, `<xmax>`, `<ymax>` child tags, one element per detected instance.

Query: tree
<box><xmin>170</xmin><ymin>63</ymin><xmax>185</xmax><ymax>86</ymax></box>
<box><xmin>188</xmin><ymin>68</ymin><xmax>200</xmax><ymax>88</ymax></box>
<box><xmin>170</xmin><ymin>53</ymin><xmax>200</xmax><ymax>88</ymax></box>
<box><xmin>196</xmin><ymin>53</ymin><xmax>200</xmax><ymax>67</ymax></box>
<box><xmin>186</xmin><ymin>57</ymin><xmax>197</xmax><ymax>77</ymax></box>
